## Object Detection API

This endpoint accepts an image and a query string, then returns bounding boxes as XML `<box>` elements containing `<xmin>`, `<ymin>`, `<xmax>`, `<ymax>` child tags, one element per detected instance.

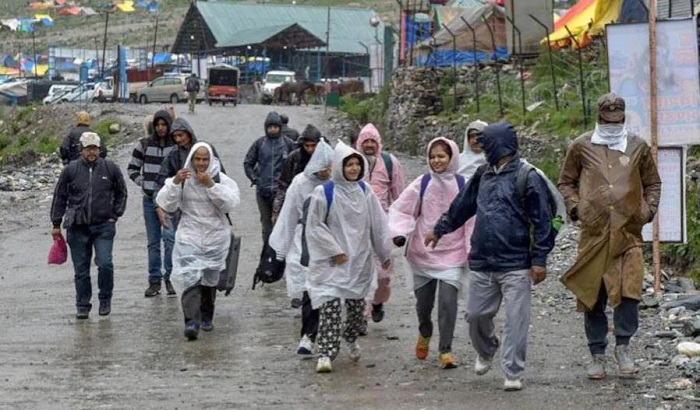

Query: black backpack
<box><xmin>252</xmin><ymin>243</ymin><xmax>285</xmax><ymax>289</ymax></box>
<box><xmin>186</xmin><ymin>77</ymin><xmax>200</xmax><ymax>92</ymax></box>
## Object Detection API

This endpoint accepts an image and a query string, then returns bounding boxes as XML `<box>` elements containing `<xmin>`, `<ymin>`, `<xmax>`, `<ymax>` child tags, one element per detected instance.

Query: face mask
<box><xmin>596</xmin><ymin>123</ymin><xmax>625</xmax><ymax>139</ymax></box>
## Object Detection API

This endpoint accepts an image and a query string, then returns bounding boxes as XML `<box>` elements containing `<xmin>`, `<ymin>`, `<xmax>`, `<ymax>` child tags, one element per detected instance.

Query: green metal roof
<box><xmin>196</xmin><ymin>2</ymin><xmax>384</xmax><ymax>55</ymax></box>
<box><xmin>216</xmin><ymin>23</ymin><xmax>325</xmax><ymax>49</ymax></box>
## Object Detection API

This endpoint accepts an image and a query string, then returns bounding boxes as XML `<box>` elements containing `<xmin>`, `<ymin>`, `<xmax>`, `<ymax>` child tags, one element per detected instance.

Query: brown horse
<box><xmin>278</xmin><ymin>80</ymin><xmax>316</xmax><ymax>105</ymax></box>
<box><xmin>332</xmin><ymin>80</ymin><xmax>365</xmax><ymax>96</ymax></box>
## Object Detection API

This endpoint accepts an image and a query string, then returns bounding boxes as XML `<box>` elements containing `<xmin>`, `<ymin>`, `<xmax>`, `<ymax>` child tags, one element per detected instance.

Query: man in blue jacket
<box><xmin>425</xmin><ymin>121</ymin><xmax>555</xmax><ymax>391</ymax></box>
<box><xmin>244</xmin><ymin>111</ymin><xmax>296</xmax><ymax>244</ymax></box>
<box><xmin>51</xmin><ymin>132</ymin><xmax>128</xmax><ymax>319</ymax></box>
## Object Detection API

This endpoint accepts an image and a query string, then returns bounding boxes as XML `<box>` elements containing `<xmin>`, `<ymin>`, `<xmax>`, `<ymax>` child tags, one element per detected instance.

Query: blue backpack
<box><xmin>299</xmin><ymin>180</ymin><xmax>368</xmax><ymax>267</ymax></box>
<box><xmin>417</xmin><ymin>173</ymin><xmax>465</xmax><ymax>216</ymax></box>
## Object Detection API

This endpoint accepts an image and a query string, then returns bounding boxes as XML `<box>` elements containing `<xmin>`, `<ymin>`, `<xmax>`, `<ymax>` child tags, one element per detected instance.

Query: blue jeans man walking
<box><xmin>143</xmin><ymin>196</ymin><xmax>175</xmax><ymax>295</ymax></box>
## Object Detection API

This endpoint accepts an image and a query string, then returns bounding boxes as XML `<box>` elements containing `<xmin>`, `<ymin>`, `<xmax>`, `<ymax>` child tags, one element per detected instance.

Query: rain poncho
<box><xmin>156</xmin><ymin>142</ymin><xmax>240</xmax><ymax>294</ymax></box>
<box><xmin>305</xmin><ymin>141</ymin><xmax>391</xmax><ymax>309</ymax></box>
<box><xmin>268</xmin><ymin>140</ymin><xmax>334</xmax><ymax>299</ymax></box>
<box><xmin>458</xmin><ymin>120</ymin><xmax>487</xmax><ymax>181</ymax></box>
<box><xmin>388</xmin><ymin>138</ymin><xmax>470</xmax><ymax>290</ymax></box>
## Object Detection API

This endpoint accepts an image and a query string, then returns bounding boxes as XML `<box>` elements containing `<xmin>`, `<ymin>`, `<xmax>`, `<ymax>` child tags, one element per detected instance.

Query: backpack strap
<box><xmin>381</xmin><ymin>152</ymin><xmax>393</xmax><ymax>182</ymax></box>
<box><xmin>516</xmin><ymin>162</ymin><xmax>534</xmax><ymax>203</ymax></box>
<box><xmin>455</xmin><ymin>174</ymin><xmax>466</xmax><ymax>191</ymax></box>
<box><xmin>417</xmin><ymin>173</ymin><xmax>431</xmax><ymax>217</ymax></box>
<box><xmin>323</xmin><ymin>180</ymin><xmax>335</xmax><ymax>220</ymax></box>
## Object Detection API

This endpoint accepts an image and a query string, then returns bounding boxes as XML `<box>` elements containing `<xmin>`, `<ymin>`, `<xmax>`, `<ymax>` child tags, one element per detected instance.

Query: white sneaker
<box><xmin>347</xmin><ymin>340</ymin><xmax>361</xmax><ymax>362</ymax></box>
<box><xmin>296</xmin><ymin>335</ymin><xmax>314</xmax><ymax>357</ymax></box>
<box><xmin>316</xmin><ymin>356</ymin><xmax>332</xmax><ymax>373</ymax></box>
<box><xmin>504</xmin><ymin>378</ymin><xmax>523</xmax><ymax>391</ymax></box>
<box><xmin>474</xmin><ymin>356</ymin><xmax>493</xmax><ymax>376</ymax></box>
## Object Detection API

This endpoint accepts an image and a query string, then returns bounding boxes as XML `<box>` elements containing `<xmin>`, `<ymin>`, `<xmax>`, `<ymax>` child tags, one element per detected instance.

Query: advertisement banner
<box><xmin>607</xmin><ymin>19</ymin><xmax>700</xmax><ymax>146</ymax></box>
<box><xmin>642</xmin><ymin>147</ymin><xmax>686</xmax><ymax>243</ymax></box>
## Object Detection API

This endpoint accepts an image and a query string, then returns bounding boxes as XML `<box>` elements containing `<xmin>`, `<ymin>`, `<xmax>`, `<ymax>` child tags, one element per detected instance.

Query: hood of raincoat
<box><xmin>333</xmin><ymin>141</ymin><xmax>368</xmax><ymax>183</ymax></box>
<box><xmin>427</xmin><ymin>137</ymin><xmax>460</xmax><ymax>175</ymax></box>
<box><xmin>298</xmin><ymin>124</ymin><xmax>322</xmax><ymax>143</ymax></box>
<box><xmin>264</xmin><ymin>112</ymin><xmax>283</xmax><ymax>138</ymax></box>
<box><xmin>170</xmin><ymin>117</ymin><xmax>198</xmax><ymax>147</ymax></box>
<box><xmin>304</xmin><ymin>139</ymin><xmax>334</xmax><ymax>179</ymax></box>
<box><xmin>463</xmin><ymin>120</ymin><xmax>488</xmax><ymax>154</ymax></box>
<box><xmin>477</xmin><ymin>120</ymin><xmax>518</xmax><ymax>166</ymax></box>
<box><xmin>355</xmin><ymin>123</ymin><xmax>383</xmax><ymax>154</ymax></box>
<box><xmin>151</xmin><ymin>109</ymin><xmax>173</xmax><ymax>140</ymax></box>
<box><xmin>183</xmin><ymin>141</ymin><xmax>221</xmax><ymax>184</ymax></box>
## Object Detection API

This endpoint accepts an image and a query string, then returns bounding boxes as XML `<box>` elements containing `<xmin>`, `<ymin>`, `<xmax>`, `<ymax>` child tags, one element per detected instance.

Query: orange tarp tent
<box><xmin>546</xmin><ymin>0</ymin><xmax>623</xmax><ymax>49</ymax></box>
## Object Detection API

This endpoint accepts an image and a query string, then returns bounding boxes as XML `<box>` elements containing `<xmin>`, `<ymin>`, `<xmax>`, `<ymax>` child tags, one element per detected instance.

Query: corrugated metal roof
<box><xmin>216</xmin><ymin>23</ymin><xmax>324</xmax><ymax>49</ymax></box>
<box><xmin>196</xmin><ymin>2</ymin><xmax>384</xmax><ymax>55</ymax></box>
<box><xmin>649</xmin><ymin>0</ymin><xmax>698</xmax><ymax>18</ymax></box>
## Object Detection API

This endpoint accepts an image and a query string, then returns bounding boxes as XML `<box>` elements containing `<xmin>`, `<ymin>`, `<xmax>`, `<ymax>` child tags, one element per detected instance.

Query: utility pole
<box><xmin>324</xmin><ymin>7</ymin><xmax>331</xmax><ymax>81</ymax></box>
<box><xmin>649</xmin><ymin>0</ymin><xmax>661</xmax><ymax>293</ymax></box>
<box><xmin>101</xmin><ymin>11</ymin><xmax>110</xmax><ymax>79</ymax></box>
<box><xmin>152</xmin><ymin>16</ymin><xmax>159</xmax><ymax>68</ymax></box>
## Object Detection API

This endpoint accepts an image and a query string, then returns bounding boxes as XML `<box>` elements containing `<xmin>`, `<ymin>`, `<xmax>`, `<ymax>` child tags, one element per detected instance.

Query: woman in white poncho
<box><xmin>268</xmin><ymin>140</ymin><xmax>334</xmax><ymax>357</ymax></box>
<box><xmin>156</xmin><ymin>142</ymin><xmax>239</xmax><ymax>341</ymax></box>
<box><xmin>305</xmin><ymin>141</ymin><xmax>390</xmax><ymax>373</ymax></box>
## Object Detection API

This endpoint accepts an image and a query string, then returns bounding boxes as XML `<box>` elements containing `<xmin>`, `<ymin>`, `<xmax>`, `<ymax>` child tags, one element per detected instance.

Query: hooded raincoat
<box><xmin>388</xmin><ymin>138</ymin><xmax>470</xmax><ymax>288</ymax></box>
<box><xmin>458</xmin><ymin>120</ymin><xmax>487</xmax><ymax>181</ymax></box>
<box><xmin>305</xmin><ymin>141</ymin><xmax>391</xmax><ymax>309</ymax></box>
<box><xmin>268</xmin><ymin>140</ymin><xmax>334</xmax><ymax>299</ymax></box>
<box><xmin>156</xmin><ymin>142</ymin><xmax>240</xmax><ymax>294</ymax></box>
<box><xmin>354</xmin><ymin>123</ymin><xmax>405</xmax><ymax>212</ymax></box>
<box><xmin>558</xmin><ymin>131</ymin><xmax>661</xmax><ymax>310</ymax></box>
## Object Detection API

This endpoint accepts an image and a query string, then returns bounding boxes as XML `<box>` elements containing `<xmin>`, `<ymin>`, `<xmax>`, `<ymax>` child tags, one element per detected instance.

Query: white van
<box><xmin>262</xmin><ymin>70</ymin><xmax>295</xmax><ymax>95</ymax></box>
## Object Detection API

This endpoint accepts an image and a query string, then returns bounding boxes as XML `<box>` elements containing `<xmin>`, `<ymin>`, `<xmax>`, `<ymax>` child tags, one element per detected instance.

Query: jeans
<box><xmin>66</xmin><ymin>222</ymin><xmax>116</xmax><ymax>311</ymax></box>
<box><xmin>585</xmin><ymin>284</ymin><xmax>639</xmax><ymax>355</ymax></box>
<box><xmin>143</xmin><ymin>196</ymin><xmax>175</xmax><ymax>283</ymax></box>
<box><xmin>256</xmin><ymin>191</ymin><xmax>274</xmax><ymax>245</ymax></box>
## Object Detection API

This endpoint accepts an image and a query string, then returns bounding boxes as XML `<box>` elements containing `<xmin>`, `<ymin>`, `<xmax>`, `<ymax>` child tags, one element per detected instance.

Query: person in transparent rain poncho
<box><xmin>305</xmin><ymin>141</ymin><xmax>391</xmax><ymax>373</ymax></box>
<box><xmin>156</xmin><ymin>142</ymin><xmax>240</xmax><ymax>341</ymax></box>
<box><xmin>388</xmin><ymin>138</ymin><xmax>471</xmax><ymax>370</ymax></box>
<box><xmin>268</xmin><ymin>140</ymin><xmax>334</xmax><ymax>358</ymax></box>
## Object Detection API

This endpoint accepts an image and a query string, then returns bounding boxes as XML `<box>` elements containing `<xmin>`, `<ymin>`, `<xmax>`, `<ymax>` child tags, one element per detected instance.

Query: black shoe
<box><xmin>76</xmin><ymin>308</ymin><xmax>89</xmax><ymax>320</ymax></box>
<box><xmin>144</xmin><ymin>282</ymin><xmax>161</xmax><ymax>297</ymax></box>
<box><xmin>98</xmin><ymin>299</ymin><xmax>111</xmax><ymax>316</ymax></box>
<box><xmin>371</xmin><ymin>303</ymin><xmax>385</xmax><ymax>323</ymax></box>
<box><xmin>290</xmin><ymin>298</ymin><xmax>302</xmax><ymax>309</ymax></box>
<box><xmin>201</xmin><ymin>320</ymin><xmax>214</xmax><ymax>332</ymax></box>
<box><xmin>164</xmin><ymin>280</ymin><xmax>176</xmax><ymax>296</ymax></box>
<box><xmin>184</xmin><ymin>322</ymin><xmax>199</xmax><ymax>341</ymax></box>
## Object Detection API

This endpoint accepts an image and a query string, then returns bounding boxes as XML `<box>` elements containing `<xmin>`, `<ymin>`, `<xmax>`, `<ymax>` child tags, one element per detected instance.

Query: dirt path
<box><xmin>0</xmin><ymin>104</ymin><xmax>660</xmax><ymax>409</ymax></box>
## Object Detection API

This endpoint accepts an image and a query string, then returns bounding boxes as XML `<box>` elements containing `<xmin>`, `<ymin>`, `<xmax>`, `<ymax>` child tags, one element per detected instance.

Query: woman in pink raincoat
<box><xmin>388</xmin><ymin>137</ymin><xmax>472</xmax><ymax>369</ymax></box>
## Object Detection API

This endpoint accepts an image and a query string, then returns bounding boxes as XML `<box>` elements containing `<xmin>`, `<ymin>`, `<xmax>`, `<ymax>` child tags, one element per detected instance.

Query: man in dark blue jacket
<box><xmin>244</xmin><ymin>111</ymin><xmax>296</xmax><ymax>244</ymax></box>
<box><xmin>51</xmin><ymin>132</ymin><xmax>128</xmax><ymax>319</ymax></box>
<box><xmin>425</xmin><ymin>121</ymin><xmax>555</xmax><ymax>391</ymax></box>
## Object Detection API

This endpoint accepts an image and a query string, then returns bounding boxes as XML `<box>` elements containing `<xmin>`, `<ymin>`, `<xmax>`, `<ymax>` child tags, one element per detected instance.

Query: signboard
<box><xmin>118</xmin><ymin>45</ymin><xmax>128</xmax><ymax>103</ymax></box>
<box><xmin>642</xmin><ymin>147</ymin><xmax>686</xmax><ymax>243</ymax></box>
<box><xmin>607</xmin><ymin>19</ymin><xmax>700</xmax><ymax>146</ymax></box>
<box><xmin>370</xmin><ymin>43</ymin><xmax>384</xmax><ymax>92</ymax></box>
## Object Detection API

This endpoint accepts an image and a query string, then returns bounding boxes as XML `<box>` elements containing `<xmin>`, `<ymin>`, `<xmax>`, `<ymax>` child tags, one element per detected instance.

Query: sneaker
<box><xmin>76</xmin><ymin>308</ymin><xmax>89</xmax><ymax>320</ymax></box>
<box><xmin>504</xmin><ymin>378</ymin><xmax>523</xmax><ymax>391</ymax></box>
<box><xmin>586</xmin><ymin>354</ymin><xmax>606</xmax><ymax>380</ymax></box>
<box><xmin>184</xmin><ymin>322</ymin><xmax>199</xmax><ymax>341</ymax></box>
<box><xmin>164</xmin><ymin>280</ymin><xmax>176</xmax><ymax>296</ymax></box>
<box><xmin>144</xmin><ymin>282</ymin><xmax>161</xmax><ymax>297</ymax></box>
<box><xmin>475</xmin><ymin>355</ymin><xmax>493</xmax><ymax>376</ymax></box>
<box><xmin>358</xmin><ymin>319</ymin><xmax>368</xmax><ymax>337</ymax></box>
<box><xmin>316</xmin><ymin>356</ymin><xmax>333</xmax><ymax>373</ymax></box>
<box><xmin>201</xmin><ymin>320</ymin><xmax>214</xmax><ymax>332</ymax></box>
<box><xmin>297</xmin><ymin>335</ymin><xmax>314</xmax><ymax>356</ymax></box>
<box><xmin>439</xmin><ymin>352</ymin><xmax>457</xmax><ymax>369</ymax></box>
<box><xmin>415</xmin><ymin>335</ymin><xmax>430</xmax><ymax>360</ymax></box>
<box><xmin>347</xmin><ymin>340</ymin><xmax>361</xmax><ymax>362</ymax></box>
<box><xmin>371</xmin><ymin>303</ymin><xmax>385</xmax><ymax>323</ymax></box>
<box><xmin>290</xmin><ymin>298</ymin><xmax>302</xmax><ymax>309</ymax></box>
<box><xmin>615</xmin><ymin>345</ymin><xmax>636</xmax><ymax>375</ymax></box>
<box><xmin>98</xmin><ymin>299</ymin><xmax>111</xmax><ymax>316</ymax></box>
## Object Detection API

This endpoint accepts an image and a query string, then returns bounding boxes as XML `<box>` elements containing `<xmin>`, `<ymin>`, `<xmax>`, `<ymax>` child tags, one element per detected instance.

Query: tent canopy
<box><xmin>418</xmin><ymin>4</ymin><xmax>506</xmax><ymax>53</ymax></box>
<box><xmin>547</xmin><ymin>0</ymin><xmax>623</xmax><ymax>48</ymax></box>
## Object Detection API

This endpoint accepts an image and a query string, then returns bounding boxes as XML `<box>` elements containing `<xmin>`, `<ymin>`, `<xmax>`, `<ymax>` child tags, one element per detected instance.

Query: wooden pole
<box><xmin>649</xmin><ymin>0</ymin><xmax>661</xmax><ymax>293</ymax></box>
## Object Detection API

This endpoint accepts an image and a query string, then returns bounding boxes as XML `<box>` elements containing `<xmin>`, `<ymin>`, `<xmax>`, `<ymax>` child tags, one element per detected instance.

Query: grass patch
<box><xmin>92</xmin><ymin>118</ymin><xmax>120</xmax><ymax>146</ymax></box>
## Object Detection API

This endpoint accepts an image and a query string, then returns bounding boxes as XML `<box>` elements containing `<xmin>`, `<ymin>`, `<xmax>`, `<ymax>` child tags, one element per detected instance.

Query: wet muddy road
<box><xmin>0</xmin><ymin>105</ymin><xmax>648</xmax><ymax>409</ymax></box>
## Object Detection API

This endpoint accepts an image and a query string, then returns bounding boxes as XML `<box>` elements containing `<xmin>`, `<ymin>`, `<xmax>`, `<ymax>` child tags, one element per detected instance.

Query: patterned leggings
<box><xmin>317</xmin><ymin>298</ymin><xmax>365</xmax><ymax>361</ymax></box>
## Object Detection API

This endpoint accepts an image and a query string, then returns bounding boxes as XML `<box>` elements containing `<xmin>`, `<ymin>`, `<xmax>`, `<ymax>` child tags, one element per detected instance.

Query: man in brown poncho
<box><xmin>558</xmin><ymin>93</ymin><xmax>661</xmax><ymax>379</ymax></box>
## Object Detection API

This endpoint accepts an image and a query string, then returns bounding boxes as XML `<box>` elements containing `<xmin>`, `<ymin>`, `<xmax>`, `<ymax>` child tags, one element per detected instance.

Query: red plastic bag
<box><xmin>48</xmin><ymin>233</ymin><xmax>68</xmax><ymax>265</ymax></box>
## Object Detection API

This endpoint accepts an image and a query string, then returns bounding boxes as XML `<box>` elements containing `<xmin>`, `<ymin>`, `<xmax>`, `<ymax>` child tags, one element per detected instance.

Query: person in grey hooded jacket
<box><xmin>244</xmin><ymin>111</ymin><xmax>296</xmax><ymax>244</ymax></box>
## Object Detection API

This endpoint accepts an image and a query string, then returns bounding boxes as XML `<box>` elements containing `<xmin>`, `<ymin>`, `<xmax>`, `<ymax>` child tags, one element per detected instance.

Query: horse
<box><xmin>332</xmin><ymin>80</ymin><xmax>365</xmax><ymax>96</ymax></box>
<box><xmin>279</xmin><ymin>80</ymin><xmax>316</xmax><ymax>105</ymax></box>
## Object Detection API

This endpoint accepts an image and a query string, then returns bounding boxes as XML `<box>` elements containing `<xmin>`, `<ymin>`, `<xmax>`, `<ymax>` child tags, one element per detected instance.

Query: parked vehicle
<box><xmin>136</xmin><ymin>75</ymin><xmax>205</xmax><ymax>104</ymax></box>
<box><xmin>262</xmin><ymin>70</ymin><xmax>295</xmax><ymax>96</ymax></box>
<box><xmin>206</xmin><ymin>65</ymin><xmax>239</xmax><ymax>106</ymax></box>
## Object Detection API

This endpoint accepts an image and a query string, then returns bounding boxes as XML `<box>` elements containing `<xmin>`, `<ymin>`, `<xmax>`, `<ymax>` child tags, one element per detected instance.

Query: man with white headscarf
<box><xmin>558</xmin><ymin>93</ymin><xmax>661</xmax><ymax>379</ymax></box>
<box><xmin>269</xmin><ymin>140</ymin><xmax>334</xmax><ymax>357</ymax></box>
<box><xmin>156</xmin><ymin>142</ymin><xmax>240</xmax><ymax>341</ymax></box>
